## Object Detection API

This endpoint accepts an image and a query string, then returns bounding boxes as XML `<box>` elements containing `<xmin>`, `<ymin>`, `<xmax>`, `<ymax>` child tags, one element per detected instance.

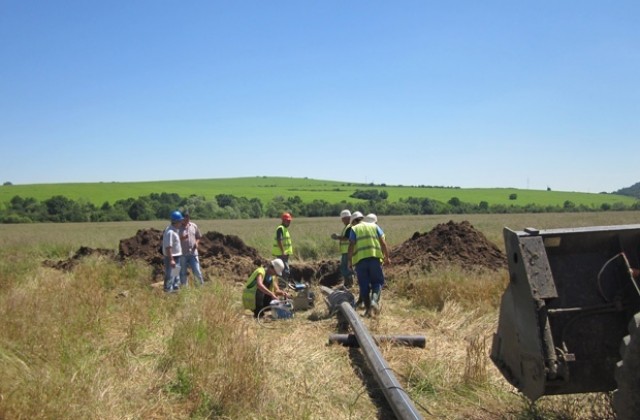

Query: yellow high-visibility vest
<box><xmin>242</xmin><ymin>267</ymin><xmax>275</xmax><ymax>310</ymax></box>
<box><xmin>339</xmin><ymin>224</ymin><xmax>351</xmax><ymax>254</ymax></box>
<box><xmin>351</xmin><ymin>223</ymin><xmax>383</xmax><ymax>265</ymax></box>
<box><xmin>272</xmin><ymin>225</ymin><xmax>293</xmax><ymax>256</ymax></box>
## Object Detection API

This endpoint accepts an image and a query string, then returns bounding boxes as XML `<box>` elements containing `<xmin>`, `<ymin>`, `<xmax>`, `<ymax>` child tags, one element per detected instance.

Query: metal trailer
<box><xmin>490</xmin><ymin>224</ymin><xmax>640</xmax><ymax>419</ymax></box>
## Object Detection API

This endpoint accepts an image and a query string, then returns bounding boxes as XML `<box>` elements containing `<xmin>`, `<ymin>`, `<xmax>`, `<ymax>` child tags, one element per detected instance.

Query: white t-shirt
<box><xmin>163</xmin><ymin>225</ymin><xmax>182</xmax><ymax>257</ymax></box>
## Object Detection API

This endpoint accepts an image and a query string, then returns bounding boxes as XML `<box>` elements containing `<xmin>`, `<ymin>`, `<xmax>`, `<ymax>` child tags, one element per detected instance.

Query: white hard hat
<box><xmin>363</xmin><ymin>213</ymin><xmax>377</xmax><ymax>223</ymax></box>
<box><xmin>340</xmin><ymin>209</ymin><xmax>351</xmax><ymax>218</ymax></box>
<box><xmin>350</xmin><ymin>211</ymin><xmax>364</xmax><ymax>223</ymax></box>
<box><xmin>271</xmin><ymin>258</ymin><xmax>285</xmax><ymax>276</ymax></box>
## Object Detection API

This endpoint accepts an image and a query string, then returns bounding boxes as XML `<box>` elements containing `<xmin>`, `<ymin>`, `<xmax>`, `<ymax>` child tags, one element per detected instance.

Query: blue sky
<box><xmin>1</xmin><ymin>1</ymin><xmax>638</xmax><ymax>193</ymax></box>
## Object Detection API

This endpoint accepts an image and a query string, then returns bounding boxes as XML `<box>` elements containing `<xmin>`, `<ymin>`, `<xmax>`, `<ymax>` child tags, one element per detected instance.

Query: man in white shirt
<box><xmin>163</xmin><ymin>210</ymin><xmax>184</xmax><ymax>292</ymax></box>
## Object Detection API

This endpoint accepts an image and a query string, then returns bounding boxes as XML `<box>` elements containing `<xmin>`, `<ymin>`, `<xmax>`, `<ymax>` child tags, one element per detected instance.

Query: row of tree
<box><xmin>1</xmin><ymin>191</ymin><xmax>639</xmax><ymax>223</ymax></box>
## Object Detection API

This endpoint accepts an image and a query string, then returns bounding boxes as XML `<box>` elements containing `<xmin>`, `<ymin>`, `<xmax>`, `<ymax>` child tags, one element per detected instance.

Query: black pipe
<box><xmin>328</xmin><ymin>334</ymin><xmax>426</xmax><ymax>348</ymax></box>
<box><xmin>338</xmin><ymin>301</ymin><xmax>424</xmax><ymax>420</ymax></box>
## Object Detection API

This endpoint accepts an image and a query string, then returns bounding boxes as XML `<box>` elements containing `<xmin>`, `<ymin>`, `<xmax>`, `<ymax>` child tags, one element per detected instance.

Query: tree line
<box><xmin>1</xmin><ymin>189</ymin><xmax>639</xmax><ymax>223</ymax></box>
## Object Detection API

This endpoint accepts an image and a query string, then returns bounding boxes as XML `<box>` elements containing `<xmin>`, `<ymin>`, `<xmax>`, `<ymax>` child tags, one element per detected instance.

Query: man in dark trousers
<box><xmin>348</xmin><ymin>211</ymin><xmax>390</xmax><ymax>316</ymax></box>
<box><xmin>272</xmin><ymin>212</ymin><xmax>293</xmax><ymax>280</ymax></box>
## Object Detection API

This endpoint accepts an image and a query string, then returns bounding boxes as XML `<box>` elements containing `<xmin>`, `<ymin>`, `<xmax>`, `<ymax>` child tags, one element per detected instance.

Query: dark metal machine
<box><xmin>491</xmin><ymin>224</ymin><xmax>640</xmax><ymax>418</ymax></box>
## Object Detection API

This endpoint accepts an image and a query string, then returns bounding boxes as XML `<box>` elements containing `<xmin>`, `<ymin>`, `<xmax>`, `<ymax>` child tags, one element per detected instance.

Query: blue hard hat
<box><xmin>170</xmin><ymin>210</ymin><xmax>184</xmax><ymax>222</ymax></box>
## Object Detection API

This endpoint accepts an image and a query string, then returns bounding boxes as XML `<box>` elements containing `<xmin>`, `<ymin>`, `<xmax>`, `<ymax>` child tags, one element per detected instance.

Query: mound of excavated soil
<box><xmin>43</xmin><ymin>221</ymin><xmax>505</xmax><ymax>284</ymax></box>
<box><xmin>42</xmin><ymin>246</ymin><xmax>117</xmax><ymax>271</ymax></box>
<box><xmin>389</xmin><ymin>220</ymin><xmax>506</xmax><ymax>271</ymax></box>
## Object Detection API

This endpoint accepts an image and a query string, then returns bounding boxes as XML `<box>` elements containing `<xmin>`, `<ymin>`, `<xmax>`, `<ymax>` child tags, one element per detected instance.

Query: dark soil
<box><xmin>43</xmin><ymin>221</ymin><xmax>506</xmax><ymax>284</ymax></box>
<box><xmin>390</xmin><ymin>220</ymin><xmax>506</xmax><ymax>271</ymax></box>
<box><xmin>42</xmin><ymin>246</ymin><xmax>118</xmax><ymax>271</ymax></box>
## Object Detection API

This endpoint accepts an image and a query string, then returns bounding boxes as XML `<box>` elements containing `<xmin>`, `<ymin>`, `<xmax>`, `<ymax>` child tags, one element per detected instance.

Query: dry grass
<box><xmin>1</xmin><ymin>212</ymin><xmax>639</xmax><ymax>418</ymax></box>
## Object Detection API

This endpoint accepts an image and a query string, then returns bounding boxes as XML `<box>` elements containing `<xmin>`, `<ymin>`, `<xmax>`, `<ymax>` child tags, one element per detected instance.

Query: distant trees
<box><xmin>350</xmin><ymin>189</ymin><xmax>388</xmax><ymax>201</ymax></box>
<box><xmin>215</xmin><ymin>194</ymin><xmax>263</xmax><ymax>218</ymax></box>
<box><xmin>0</xmin><ymin>191</ymin><xmax>638</xmax><ymax>224</ymax></box>
<box><xmin>127</xmin><ymin>198</ymin><xmax>155</xmax><ymax>221</ymax></box>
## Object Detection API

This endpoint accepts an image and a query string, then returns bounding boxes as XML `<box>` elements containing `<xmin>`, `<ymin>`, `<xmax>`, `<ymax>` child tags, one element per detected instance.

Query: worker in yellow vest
<box><xmin>272</xmin><ymin>212</ymin><xmax>293</xmax><ymax>280</ymax></box>
<box><xmin>242</xmin><ymin>259</ymin><xmax>290</xmax><ymax>318</ymax></box>
<box><xmin>347</xmin><ymin>211</ymin><xmax>390</xmax><ymax>316</ymax></box>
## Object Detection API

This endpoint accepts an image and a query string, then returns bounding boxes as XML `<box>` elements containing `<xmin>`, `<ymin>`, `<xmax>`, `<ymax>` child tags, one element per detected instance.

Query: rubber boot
<box><xmin>370</xmin><ymin>291</ymin><xmax>381</xmax><ymax>316</ymax></box>
<box><xmin>362</xmin><ymin>294</ymin><xmax>372</xmax><ymax>317</ymax></box>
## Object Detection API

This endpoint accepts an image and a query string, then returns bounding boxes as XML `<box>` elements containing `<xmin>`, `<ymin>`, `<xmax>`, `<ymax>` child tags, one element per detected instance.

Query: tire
<box><xmin>613</xmin><ymin>312</ymin><xmax>640</xmax><ymax>420</ymax></box>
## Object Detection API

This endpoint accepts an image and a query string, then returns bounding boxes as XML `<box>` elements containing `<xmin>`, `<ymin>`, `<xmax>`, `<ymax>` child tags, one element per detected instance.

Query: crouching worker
<box><xmin>242</xmin><ymin>258</ymin><xmax>290</xmax><ymax>318</ymax></box>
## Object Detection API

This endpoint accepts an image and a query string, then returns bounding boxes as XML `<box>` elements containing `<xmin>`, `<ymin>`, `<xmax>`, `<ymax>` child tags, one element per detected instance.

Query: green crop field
<box><xmin>0</xmin><ymin>176</ymin><xmax>636</xmax><ymax>208</ymax></box>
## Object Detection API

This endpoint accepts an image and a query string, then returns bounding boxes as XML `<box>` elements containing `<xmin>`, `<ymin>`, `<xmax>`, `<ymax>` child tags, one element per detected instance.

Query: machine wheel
<box><xmin>613</xmin><ymin>312</ymin><xmax>640</xmax><ymax>420</ymax></box>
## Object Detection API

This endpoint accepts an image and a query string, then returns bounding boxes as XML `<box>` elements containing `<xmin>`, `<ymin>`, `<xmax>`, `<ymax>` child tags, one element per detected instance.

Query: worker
<box><xmin>272</xmin><ymin>212</ymin><xmax>293</xmax><ymax>280</ymax></box>
<box><xmin>348</xmin><ymin>211</ymin><xmax>390</xmax><ymax>317</ymax></box>
<box><xmin>363</xmin><ymin>213</ymin><xmax>377</xmax><ymax>224</ymax></box>
<box><xmin>242</xmin><ymin>258</ymin><xmax>290</xmax><ymax>318</ymax></box>
<box><xmin>179</xmin><ymin>210</ymin><xmax>204</xmax><ymax>286</ymax></box>
<box><xmin>631</xmin><ymin>268</ymin><xmax>640</xmax><ymax>278</ymax></box>
<box><xmin>331</xmin><ymin>209</ymin><xmax>355</xmax><ymax>288</ymax></box>
<box><xmin>163</xmin><ymin>210</ymin><xmax>184</xmax><ymax>292</ymax></box>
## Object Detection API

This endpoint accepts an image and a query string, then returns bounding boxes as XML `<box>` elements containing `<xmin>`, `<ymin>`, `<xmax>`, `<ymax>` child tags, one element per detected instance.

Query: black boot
<box><xmin>362</xmin><ymin>294</ymin><xmax>372</xmax><ymax>317</ymax></box>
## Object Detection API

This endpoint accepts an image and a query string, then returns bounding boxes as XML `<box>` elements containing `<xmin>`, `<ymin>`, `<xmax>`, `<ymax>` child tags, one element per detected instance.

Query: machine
<box><xmin>490</xmin><ymin>224</ymin><xmax>640</xmax><ymax>419</ymax></box>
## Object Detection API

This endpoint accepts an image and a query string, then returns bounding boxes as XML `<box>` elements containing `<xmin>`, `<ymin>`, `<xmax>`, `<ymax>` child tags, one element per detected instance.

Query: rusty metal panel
<box><xmin>518</xmin><ymin>235</ymin><xmax>558</xmax><ymax>299</ymax></box>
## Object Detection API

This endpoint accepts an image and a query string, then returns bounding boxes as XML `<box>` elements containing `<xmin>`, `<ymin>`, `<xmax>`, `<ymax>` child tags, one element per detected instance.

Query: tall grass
<box><xmin>0</xmin><ymin>254</ymin><xmax>268</xmax><ymax>419</ymax></box>
<box><xmin>390</xmin><ymin>264</ymin><xmax>509</xmax><ymax>313</ymax></box>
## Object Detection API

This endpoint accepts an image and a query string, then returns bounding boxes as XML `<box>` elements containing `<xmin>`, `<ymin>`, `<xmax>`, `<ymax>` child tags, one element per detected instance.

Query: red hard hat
<box><xmin>281</xmin><ymin>212</ymin><xmax>292</xmax><ymax>221</ymax></box>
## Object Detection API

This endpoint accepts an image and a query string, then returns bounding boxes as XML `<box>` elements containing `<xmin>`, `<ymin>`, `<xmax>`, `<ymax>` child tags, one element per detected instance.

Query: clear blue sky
<box><xmin>1</xmin><ymin>1</ymin><xmax>639</xmax><ymax>193</ymax></box>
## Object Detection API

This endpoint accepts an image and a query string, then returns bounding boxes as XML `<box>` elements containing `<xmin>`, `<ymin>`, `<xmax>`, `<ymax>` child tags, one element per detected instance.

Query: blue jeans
<box><xmin>354</xmin><ymin>257</ymin><xmax>385</xmax><ymax>306</ymax></box>
<box><xmin>164</xmin><ymin>256</ymin><xmax>180</xmax><ymax>291</ymax></box>
<box><xmin>180</xmin><ymin>254</ymin><xmax>204</xmax><ymax>286</ymax></box>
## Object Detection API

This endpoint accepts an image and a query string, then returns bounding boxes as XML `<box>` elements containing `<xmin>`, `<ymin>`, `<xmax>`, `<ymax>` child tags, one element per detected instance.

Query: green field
<box><xmin>1</xmin><ymin>176</ymin><xmax>637</xmax><ymax>208</ymax></box>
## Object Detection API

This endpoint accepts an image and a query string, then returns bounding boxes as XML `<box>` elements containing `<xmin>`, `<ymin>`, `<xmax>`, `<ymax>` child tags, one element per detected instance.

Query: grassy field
<box><xmin>1</xmin><ymin>212</ymin><xmax>638</xmax><ymax>419</ymax></box>
<box><xmin>1</xmin><ymin>211</ymin><xmax>638</xmax><ymax>255</ymax></box>
<box><xmin>0</xmin><ymin>176</ymin><xmax>636</xmax><ymax>209</ymax></box>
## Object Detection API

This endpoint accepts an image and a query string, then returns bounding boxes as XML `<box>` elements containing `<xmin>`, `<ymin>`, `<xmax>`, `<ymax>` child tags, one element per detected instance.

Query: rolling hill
<box><xmin>1</xmin><ymin>177</ymin><xmax>637</xmax><ymax>209</ymax></box>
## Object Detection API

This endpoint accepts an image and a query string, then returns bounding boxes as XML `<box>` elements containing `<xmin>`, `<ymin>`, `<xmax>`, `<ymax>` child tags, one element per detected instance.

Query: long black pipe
<box><xmin>338</xmin><ymin>301</ymin><xmax>424</xmax><ymax>420</ymax></box>
<box><xmin>328</xmin><ymin>334</ymin><xmax>426</xmax><ymax>348</ymax></box>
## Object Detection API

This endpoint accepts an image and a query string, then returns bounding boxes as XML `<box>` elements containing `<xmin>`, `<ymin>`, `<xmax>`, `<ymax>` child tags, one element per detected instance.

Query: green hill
<box><xmin>1</xmin><ymin>177</ymin><xmax>637</xmax><ymax>209</ymax></box>
<box><xmin>615</xmin><ymin>182</ymin><xmax>640</xmax><ymax>199</ymax></box>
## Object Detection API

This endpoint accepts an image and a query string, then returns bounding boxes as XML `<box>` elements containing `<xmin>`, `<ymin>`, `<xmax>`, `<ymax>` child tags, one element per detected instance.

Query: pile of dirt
<box><xmin>197</xmin><ymin>231</ymin><xmax>264</xmax><ymax>280</ymax></box>
<box><xmin>119</xmin><ymin>228</ymin><xmax>164</xmax><ymax>264</ymax></box>
<box><xmin>389</xmin><ymin>220</ymin><xmax>506</xmax><ymax>271</ymax></box>
<box><xmin>43</xmin><ymin>246</ymin><xmax>117</xmax><ymax>271</ymax></box>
